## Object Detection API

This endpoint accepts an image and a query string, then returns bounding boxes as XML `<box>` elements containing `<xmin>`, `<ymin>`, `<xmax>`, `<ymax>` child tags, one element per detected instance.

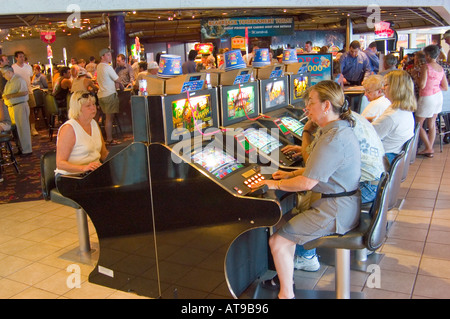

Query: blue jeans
<box><xmin>295</xmin><ymin>245</ymin><xmax>316</xmax><ymax>258</ymax></box>
<box><xmin>359</xmin><ymin>181</ymin><xmax>378</xmax><ymax>204</ymax></box>
<box><xmin>385</xmin><ymin>152</ymin><xmax>397</xmax><ymax>165</ymax></box>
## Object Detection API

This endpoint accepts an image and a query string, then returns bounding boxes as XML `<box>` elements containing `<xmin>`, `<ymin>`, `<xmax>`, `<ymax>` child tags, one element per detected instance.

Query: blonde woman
<box><xmin>55</xmin><ymin>91</ymin><xmax>108</xmax><ymax>175</ymax></box>
<box><xmin>372</xmin><ymin>70</ymin><xmax>416</xmax><ymax>164</ymax></box>
<box><xmin>252</xmin><ymin>81</ymin><xmax>361</xmax><ymax>299</ymax></box>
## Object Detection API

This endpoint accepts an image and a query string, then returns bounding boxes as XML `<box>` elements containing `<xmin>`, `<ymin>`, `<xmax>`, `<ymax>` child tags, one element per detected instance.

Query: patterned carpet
<box><xmin>0</xmin><ymin>128</ymin><xmax>56</xmax><ymax>204</ymax></box>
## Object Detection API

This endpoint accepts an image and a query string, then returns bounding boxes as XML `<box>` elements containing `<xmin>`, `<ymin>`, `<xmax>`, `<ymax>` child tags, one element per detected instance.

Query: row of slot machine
<box><xmin>128</xmin><ymin>71</ymin><xmax>312</xmax><ymax>298</ymax></box>
<box><xmin>133</xmin><ymin>70</ymin><xmax>311</xmax><ymax>197</ymax></box>
<box><xmin>56</xmin><ymin>69</ymin><xmax>312</xmax><ymax>300</ymax></box>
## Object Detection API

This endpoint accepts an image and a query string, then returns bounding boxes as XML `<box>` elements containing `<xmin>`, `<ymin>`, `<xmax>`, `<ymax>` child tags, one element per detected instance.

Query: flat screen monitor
<box><xmin>191</xmin><ymin>146</ymin><xmax>244</xmax><ymax>180</ymax></box>
<box><xmin>259</xmin><ymin>77</ymin><xmax>289</xmax><ymax>114</ymax></box>
<box><xmin>220</xmin><ymin>81</ymin><xmax>259</xmax><ymax>127</ymax></box>
<box><xmin>162</xmin><ymin>88</ymin><xmax>219</xmax><ymax>145</ymax></box>
<box><xmin>289</xmin><ymin>73</ymin><xmax>310</xmax><ymax>105</ymax></box>
<box><xmin>297</xmin><ymin>54</ymin><xmax>333</xmax><ymax>86</ymax></box>
<box><xmin>241</xmin><ymin>127</ymin><xmax>283</xmax><ymax>155</ymax></box>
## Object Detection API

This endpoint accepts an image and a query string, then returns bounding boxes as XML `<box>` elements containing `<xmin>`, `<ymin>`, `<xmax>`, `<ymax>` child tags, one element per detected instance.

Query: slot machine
<box><xmin>218</xmin><ymin>78</ymin><xmax>302</xmax><ymax>169</ymax></box>
<box><xmin>58</xmin><ymin>73</ymin><xmax>296</xmax><ymax>299</ymax></box>
<box><xmin>256</xmin><ymin>72</ymin><xmax>311</xmax><ymax>146</ymax></box>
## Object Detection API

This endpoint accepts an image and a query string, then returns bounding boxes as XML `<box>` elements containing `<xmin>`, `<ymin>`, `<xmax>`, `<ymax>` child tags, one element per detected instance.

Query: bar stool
<box><xmin>0</xmin><ymin>130</ymin><xmax>20</xmax><ymax>175</ymax></box>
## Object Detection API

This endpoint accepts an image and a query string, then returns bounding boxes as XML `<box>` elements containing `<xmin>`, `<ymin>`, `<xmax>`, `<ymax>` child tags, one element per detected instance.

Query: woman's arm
<box><xmin>253</xmin><ymin>174</ymin><xmax>318</xmax><ymax>192</ymax></box>
<box><xmin>440</xmin><ymin>73</ymin><xmax>448</xmax><ymax>91</ymax></box>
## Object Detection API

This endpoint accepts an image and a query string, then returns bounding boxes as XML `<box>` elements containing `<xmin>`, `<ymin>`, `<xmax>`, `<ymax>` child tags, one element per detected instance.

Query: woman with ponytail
<box><xmin>251</xmin><ymin>80</ymin><xmax>361</xmax><ymax>299</ymax></box>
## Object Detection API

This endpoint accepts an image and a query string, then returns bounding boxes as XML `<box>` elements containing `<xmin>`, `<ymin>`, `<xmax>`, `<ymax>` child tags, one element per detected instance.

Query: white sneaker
<box><xmin>293</xmin><ymin>255</ymin><xmax>320</xmax><ymax>272</ymax></box>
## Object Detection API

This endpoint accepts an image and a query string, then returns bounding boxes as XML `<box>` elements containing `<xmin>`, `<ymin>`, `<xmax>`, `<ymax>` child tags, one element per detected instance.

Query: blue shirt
<box><xmin>364</xmin><ymin>49</ymin><xmax>379</xmax><ymax>73</ymax></box>
<box><xmin>340</xmin><ymin>51</ymin><xmax>372</xmax><ymax>83</ymax></box>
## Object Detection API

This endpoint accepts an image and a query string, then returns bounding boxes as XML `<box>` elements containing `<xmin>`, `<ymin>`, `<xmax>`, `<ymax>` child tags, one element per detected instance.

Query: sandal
<box><xmin>261</xmin><ymin>274</ymin><xmax>296</xmax><ymax>290</ymax></box>
<box><xmin>418</xmin><ymin>152</ymin><xmax>434</xmax><ymax>158</ymax></box>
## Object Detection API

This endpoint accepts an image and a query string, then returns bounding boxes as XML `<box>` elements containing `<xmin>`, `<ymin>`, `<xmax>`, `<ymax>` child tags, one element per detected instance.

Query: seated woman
<box><xmin>251</xmin><ymin>80</ymin><xmax>361</xmax><ymax>299</ymax></box>
<box><xmin>361</xmin><ymin>74</ymin><xmax>390</xmax><ymax>122</ymax></box>
<box><xmin>55</xmin><ymin>91</ymin><xmax>108</xmax><ymax>175</ymax></box>
<box><xmin>372</xmin><ymin>70</ymin><xmax>416</xmax><ymax>164</ymax></box>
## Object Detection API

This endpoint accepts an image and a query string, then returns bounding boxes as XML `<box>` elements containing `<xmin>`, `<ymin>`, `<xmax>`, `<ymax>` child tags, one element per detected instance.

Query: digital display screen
<box><xmin>292</xmin><ymin>75</ymin><xmax>309</xmax><ymax>101</ymax></box>
<box><xmin>191</xmin><ymin>147</ymin><xmax>244</xmax><ymax>180</ymax></box>
<box><xmin>171</xmin><ymin>94</ymin><xmax>213</xmax><ymax>132</ymax></box>
<box><xmin>280</xmin><ymin>116</ymin><xmax>304</xmax><ymax>136</ymax></box>
<box><xmin>242</xmin><ymin>127</ymin><xmax>283</xmax><ymax>154</ymax></box>
<box><xmin>225</xmin><ymin>86</ymin><xmax>257</xmax><ymax>121</ymax></box>
<box><xmin>264</xmin><ymin>79</ymin><xmax>286</xmax><ymax>110</ymax></box>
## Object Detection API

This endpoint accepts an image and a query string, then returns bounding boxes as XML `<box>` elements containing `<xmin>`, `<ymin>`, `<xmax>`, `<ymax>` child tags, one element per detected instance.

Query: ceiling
<box><xmin>0</xmin><ymin>7</ymin><xmax>449</xmax><ymax>44</ymax></box>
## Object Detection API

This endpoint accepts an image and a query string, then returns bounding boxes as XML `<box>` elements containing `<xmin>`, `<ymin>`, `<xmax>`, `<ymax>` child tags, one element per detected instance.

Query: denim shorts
<box><xmin>359</xmin><ymin>181</ymin><xmax>378</xmax><ymax>204</ymax></box>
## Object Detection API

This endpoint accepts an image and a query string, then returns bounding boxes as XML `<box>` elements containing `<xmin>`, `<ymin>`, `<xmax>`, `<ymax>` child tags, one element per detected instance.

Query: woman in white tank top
<box><xmin>55</xmin><ymin>91</ymin><xmax>108</xmax><ymax>175</ymax></box>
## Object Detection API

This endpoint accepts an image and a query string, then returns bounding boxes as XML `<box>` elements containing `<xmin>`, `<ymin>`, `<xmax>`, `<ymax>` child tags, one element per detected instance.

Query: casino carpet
<box><xmin>0</xmin><ymin>127</ymin><xmax>133</xmax><ymax>204</ymax></box>
<box><xmin>0</xmin><ymin>129</ymin><xmax>56</xmax><ymax>204</ymax></box>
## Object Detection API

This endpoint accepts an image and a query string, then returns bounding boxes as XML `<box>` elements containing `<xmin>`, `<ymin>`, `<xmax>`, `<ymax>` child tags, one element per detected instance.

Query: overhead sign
<box><xmin>374</xmin><ymin>21</ymin><xmax>395</xmax><ymax>39</ymax></box>
<box><xmin>201</xmin><ymin>16</ymin><xmax>294</xmax><ymax>39</ymax></box>
<box><xmin>40</xmin><ymin>31</ymin><xmax>56</xmax><ymax>44</ymax></box>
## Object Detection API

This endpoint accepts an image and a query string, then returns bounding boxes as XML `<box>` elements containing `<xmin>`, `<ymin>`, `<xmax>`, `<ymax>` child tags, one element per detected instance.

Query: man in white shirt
<box><xmin>361</xmin><ymin>75</ymin><xmax>390</xmax><ymax>122</ymax></box>
<box><xmin>96</xmin><ymin>48</ymin><xmax>122</xmax><ymax>145</ymax></box>
<box><xmin>12</xmin><ymin>51</ymin><xmax>38</xmax><ymax>136</ymax></box>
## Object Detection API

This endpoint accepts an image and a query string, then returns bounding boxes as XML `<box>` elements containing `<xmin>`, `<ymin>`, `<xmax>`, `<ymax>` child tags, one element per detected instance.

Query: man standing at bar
<box><xmin>340</xmin><ymin>40</ymin><xmax>372</xmax><ymax>85</ymax></box>
<box><xmin>1</xmin><ymin>65</ymin><xmax>32</xmax><ymax>156</ymax></box>
<box><xmin>115</xmin><ymin>54</ymin><xmax>135</xmax><ymax>89</ymax></box>
<box><xmin>97</xmin><ymin>48</ymin><xmax>121</xmax><ymax>145</ymax></box>
<box><xmin>364</xmin><ymin>42</ymin><xmax>380</xmax><ymax>74</ymax></box>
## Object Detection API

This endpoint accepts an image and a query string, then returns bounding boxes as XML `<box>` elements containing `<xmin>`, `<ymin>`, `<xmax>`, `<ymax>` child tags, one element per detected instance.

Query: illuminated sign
<box><xmin>374</xmin><ymin>21</ymin><xmax>395</xmax><ymax>39</ymax></box>
<box><xmin>194</xmin><ymin>43</ymin><xmax>214</xmax><ymax>55</ymax></box>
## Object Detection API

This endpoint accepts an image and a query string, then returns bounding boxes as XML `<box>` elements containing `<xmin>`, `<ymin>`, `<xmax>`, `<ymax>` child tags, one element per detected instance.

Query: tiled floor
<box><xmin>1</xmin><ymin>142</ymin><xmax>450</xmax><ymax>299</ymax></box>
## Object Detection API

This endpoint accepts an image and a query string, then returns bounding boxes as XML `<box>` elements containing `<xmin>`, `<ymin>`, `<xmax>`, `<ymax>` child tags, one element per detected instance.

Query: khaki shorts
<box><xmin>98</xmin><ymin>93</ymin><xmax>119</xmax><ymax>114</ymax></box>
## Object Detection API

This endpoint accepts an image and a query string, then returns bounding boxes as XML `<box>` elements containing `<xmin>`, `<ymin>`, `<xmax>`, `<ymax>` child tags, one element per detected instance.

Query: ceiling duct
<box><xmin>79</xmin><ymin>23</ymin><xmax>108</xmax><ymax>38</ymax></box>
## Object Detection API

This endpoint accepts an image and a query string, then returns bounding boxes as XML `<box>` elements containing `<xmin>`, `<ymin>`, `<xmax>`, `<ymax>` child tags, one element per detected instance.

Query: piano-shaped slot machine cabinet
<box><xmin>57</xmin><ymin>73</ymin><xmax>296</xmax><ymax>299</ymax></box>
<box><xmin>256</xmin><ymin>72</ymin><xmax>311</xmax><ymax>145</ymax></box>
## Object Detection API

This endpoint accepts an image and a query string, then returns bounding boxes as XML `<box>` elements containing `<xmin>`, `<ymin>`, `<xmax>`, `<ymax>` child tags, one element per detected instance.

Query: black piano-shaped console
<box><xmin>57</xmin><ymin>141</ymin><xmax>291</xmax><ymax>298</ymax></box>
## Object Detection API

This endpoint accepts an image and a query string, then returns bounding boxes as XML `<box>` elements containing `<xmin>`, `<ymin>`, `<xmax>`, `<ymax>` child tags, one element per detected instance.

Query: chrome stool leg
<box><xmin>75</xmin><ymin>208</ymin><xmax>91</xmax><ymax>253</ymax></box>
<box><xmin>335</xmin><ymin>248</ymin><xmax>351</xmax><ymax>299</ymax></box>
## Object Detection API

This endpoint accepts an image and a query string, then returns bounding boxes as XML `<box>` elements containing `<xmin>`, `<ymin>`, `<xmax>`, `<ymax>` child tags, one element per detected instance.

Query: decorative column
<box><xmin>108</xmin><ymin>13</ymin><xmax>127</xmax><ymax>67</ymax></box>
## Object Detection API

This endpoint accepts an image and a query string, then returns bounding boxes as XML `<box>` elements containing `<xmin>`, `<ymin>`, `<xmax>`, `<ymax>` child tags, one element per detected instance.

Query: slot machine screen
<box><xmin>289</xmin><ymin>73</ymin><xmax>309</xmax><ymax>105</ymax></box>
<box><xmin>163</xmin><ymin>88</ymin><xmax>219</xmax><ymax>145</ymax></box>
<box><xmin>279</xmin><ymin>116</ymin><xmax>304</xmax><ymax>136</ymax></box>
<box><xmin>260</xmin><ymin>77</ymin><xmax>289</xmax><ymax>114</ymax></box>
<box><xmin>220</xmin><ymin>81</ymin><xmax>259</xmax><ymax>127</ymax></box>
<box><xmin>242</xmin><ymin>127</ymin><xmax>283</xmax><ymax>155</ymax></box>
<box><xmin>191</xmin><ymin>147</ymin><xmax>244</xmax><ymax>180</ymax></box>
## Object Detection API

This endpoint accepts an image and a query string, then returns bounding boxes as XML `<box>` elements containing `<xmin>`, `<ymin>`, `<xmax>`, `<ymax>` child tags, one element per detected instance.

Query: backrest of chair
<box><xmin>387</xmin><ymin>151</ymin><xmax>406</xmax><ymax>210</ymax></box>
<box><xmin>401</xmin><ymin>137</ymin><xmax>414</xmax><ymax>182</ymax></box>
<box><xmin>364</xmin><ymin>172</ymin><xmax>390</xmax><ymax>250</ymax></box>
<box><xmin>409</xmin><ymin>122</ymin><xmax>420</xmax><ymax>165</ymax></box>
<box><xmin>33</xmin><ymin>89</ymin><xmax>45</xmax><ymax>107</ymax></box>
<box><xmin>43</xmin><ymin>92</ymin><xmax>59</xmax><ymax>117</ymax></box>
<box><xmin>40</xmin><ymin>151</ymin><xmax>57</xmax><ymax>201</ymax></box>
